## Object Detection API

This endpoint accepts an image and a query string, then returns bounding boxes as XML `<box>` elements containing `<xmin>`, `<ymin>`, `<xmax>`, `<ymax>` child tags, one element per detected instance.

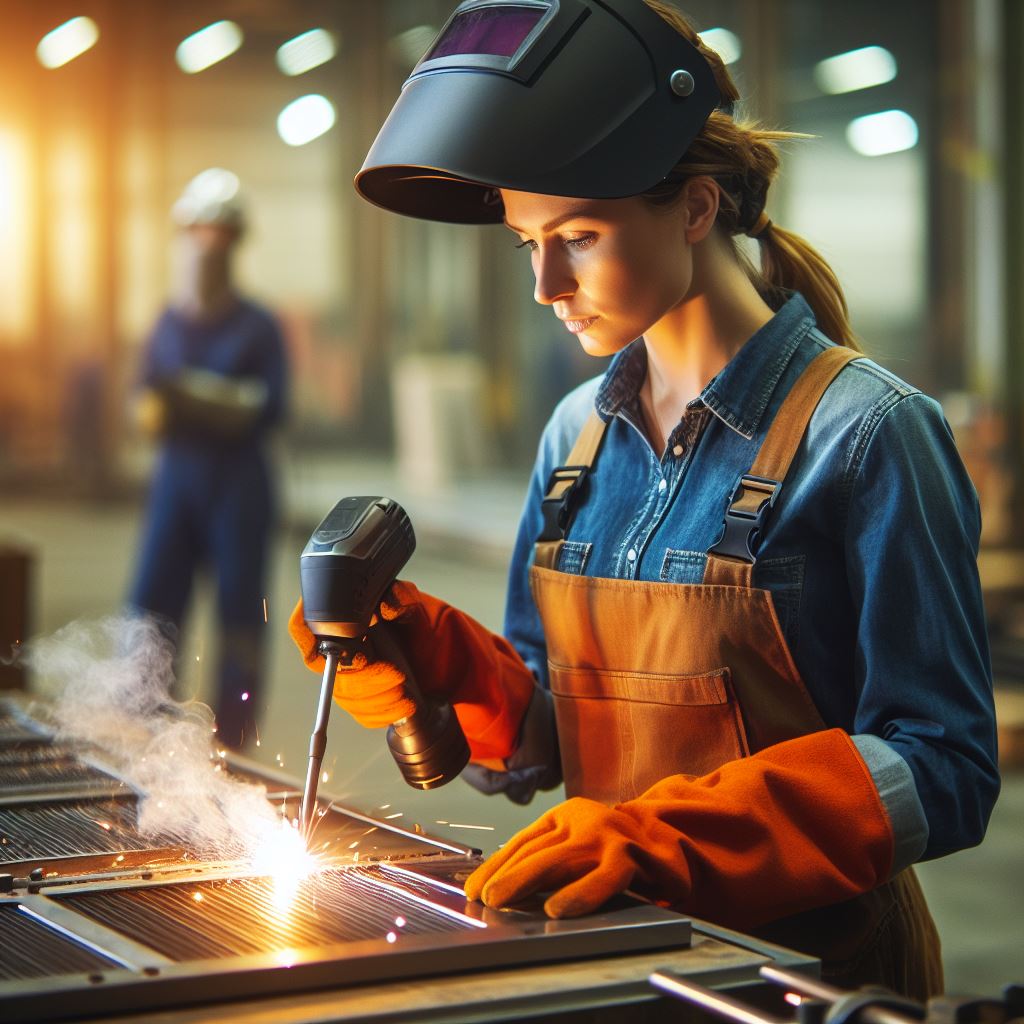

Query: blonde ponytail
<box><xmin>642</xmin><ymin>1</ymin><xmax>859</xmax><ymax>349</ymax></box>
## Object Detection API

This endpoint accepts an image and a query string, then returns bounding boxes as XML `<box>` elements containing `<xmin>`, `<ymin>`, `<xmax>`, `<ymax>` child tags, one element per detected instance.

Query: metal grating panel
<box><xmin>0</xmin><ymin>741</ymin><xmax>79</xmax><ymax>766</ymax></box>
<box><xmin>59</xmin><ymin>869</ymin><xmax>470</xmax><ymax>960</ymax></box>
<box><xmin>0</xmin><ymin>757</ymin><xmax>121</xmax><ymax>793</ymax></box>
<box><xmin>0</xmin><ymin>798</ymin><xmax>159</xmax><ymax>862</ymax></box>
<box><xmin>0</xmin><ymin>905</ymin><xmax>120</xmax><ymax>981</ymax></box>
<box><xmin>0</xmin><ymin>715</ymin><xmax>47</xmax><ymax>744</ymax></box>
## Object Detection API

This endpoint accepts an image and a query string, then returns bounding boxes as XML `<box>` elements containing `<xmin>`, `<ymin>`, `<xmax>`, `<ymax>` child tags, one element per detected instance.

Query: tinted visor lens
<box><xmin>426</xmin><ymin>5</ymin><xmax>548</xmax><ymax>60</ymax></box>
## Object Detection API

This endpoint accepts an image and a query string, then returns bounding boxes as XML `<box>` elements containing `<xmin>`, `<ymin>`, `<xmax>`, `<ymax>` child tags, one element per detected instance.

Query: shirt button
<box><xmin>672</xmin><ymin>444</ymin><xmax>684</xmax><ymax>457</ymax></box>
<box><xmin>626</xmin><ymin>548</ymin><xmax>637</xmax><ymax>562</ymax></box>
<box><xmin>658</xmin><ymin>478</ymin><xmax>667</xmax><ymax>492</ymax></box>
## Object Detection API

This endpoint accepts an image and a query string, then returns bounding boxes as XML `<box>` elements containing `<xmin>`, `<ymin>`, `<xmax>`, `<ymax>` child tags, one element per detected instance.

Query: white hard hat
<box><xmin>171</xmin><ymin>168</ymin><xmax>245</xmax><ymax>229</ymax></box>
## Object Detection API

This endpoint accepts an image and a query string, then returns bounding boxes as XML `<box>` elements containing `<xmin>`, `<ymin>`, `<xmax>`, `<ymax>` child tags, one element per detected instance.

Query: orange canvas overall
<box><xmin>529</xmin><ymin>347</ymin><xmax>943</xmax><ymax>998</ymax></box>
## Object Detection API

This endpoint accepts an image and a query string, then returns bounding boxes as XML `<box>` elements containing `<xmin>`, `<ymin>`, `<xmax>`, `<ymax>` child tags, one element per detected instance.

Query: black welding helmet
<box><xmin>356</xmin><ymin>0</ymin><xmax>722</xmax><ymax>223</ymax></box>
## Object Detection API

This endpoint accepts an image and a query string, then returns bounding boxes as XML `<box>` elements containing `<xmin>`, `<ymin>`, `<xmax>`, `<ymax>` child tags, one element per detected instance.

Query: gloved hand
<box><xmin>288</xmin><ymin>582</ymin><xmax>536</xmax><ymax>762</ymax></box>
<box><xmin>464</xmin><ymin>728</ymin><xmax>895</xmax><ymax>928</ymax></box>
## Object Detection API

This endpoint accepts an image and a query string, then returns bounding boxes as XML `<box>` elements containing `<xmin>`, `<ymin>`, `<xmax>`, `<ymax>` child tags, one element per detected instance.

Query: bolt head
<box><xmin>670</xmin><ymin>69</ymin><xmax>695</xmax><ymax>97</ymax></box>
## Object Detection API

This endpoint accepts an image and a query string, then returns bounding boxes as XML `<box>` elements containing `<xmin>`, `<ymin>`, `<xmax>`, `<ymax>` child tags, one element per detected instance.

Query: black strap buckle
<box><xmin>538</xmin><ymin>465</ymin><xmax>590</xmax><ymax>543</ymax></box>
<box><xmin>706</xmin><ymin>473</ymin><xmax>781</xmax><ymax>563</ymax></box>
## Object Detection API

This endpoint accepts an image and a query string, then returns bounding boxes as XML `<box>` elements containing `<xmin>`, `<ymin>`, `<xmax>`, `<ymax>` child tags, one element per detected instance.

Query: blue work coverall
<box><xmin>128</xmin><ymin>299</ymin><xmax>287</xmax><ymax>747</ymax></box>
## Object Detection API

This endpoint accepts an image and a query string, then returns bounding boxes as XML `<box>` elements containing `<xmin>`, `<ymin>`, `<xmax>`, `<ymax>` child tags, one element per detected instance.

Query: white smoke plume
<box><xmin>22</xmin><ymin>614</ymin><xmax>285</xmax><ymax>859</ymax></box>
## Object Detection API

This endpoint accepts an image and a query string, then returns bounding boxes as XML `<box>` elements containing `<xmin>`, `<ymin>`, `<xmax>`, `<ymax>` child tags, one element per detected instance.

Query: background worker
<box><xmin>129</xmin><ymin>168</ymin><xmax>287</xmax><ymax>749</ymax></box>
<box><xmin>290</xmin><ymin>0</ymin><xmax>999</xmax><ymax>997</ymax></box>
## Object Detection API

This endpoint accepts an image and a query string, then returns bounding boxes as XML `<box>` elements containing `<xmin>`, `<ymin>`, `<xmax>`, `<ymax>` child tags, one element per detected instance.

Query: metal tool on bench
<box><xmin>650</xmin><ymin>962</ymin><xmax>1024</xmax><ymax>1024</ymax></box>
<box><xmin>297</xmin><ymin>496</ymin><xmax>470</xmax><ymax>837</ymax></box>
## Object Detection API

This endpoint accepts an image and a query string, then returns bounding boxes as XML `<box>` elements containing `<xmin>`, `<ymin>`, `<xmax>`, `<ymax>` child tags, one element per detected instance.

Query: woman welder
<box><xmin>289</xmin><ymin>0</ymin><xmax>999</xmax><ymax>997</ymax></box>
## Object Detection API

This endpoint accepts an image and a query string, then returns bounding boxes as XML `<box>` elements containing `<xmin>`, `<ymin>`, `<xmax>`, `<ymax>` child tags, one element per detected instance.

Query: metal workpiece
<box><xmin>0</xmin><ymin>696</ymin><xmax>825</xmax><ymax>1024</ymax></box>
<box><xmin>0</xmin><ymin>697</ymin><xmax>782</xmax><ymax>1024</ymax></box>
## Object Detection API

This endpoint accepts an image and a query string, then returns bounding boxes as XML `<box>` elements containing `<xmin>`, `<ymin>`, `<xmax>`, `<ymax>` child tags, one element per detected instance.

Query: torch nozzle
<box><xmin>299</xmin><ymin>644</ymin><xmax>341</xmax><ymax>841</ymax></box>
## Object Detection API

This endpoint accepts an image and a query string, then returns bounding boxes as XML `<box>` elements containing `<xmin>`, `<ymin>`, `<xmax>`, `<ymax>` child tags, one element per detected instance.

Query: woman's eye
<box><xmin>513</xmin><ymin>233</ymin><xmax>594</xmax><ymax>253</ymax></box>
<box><xmin>565</xmin><ymin>233</ymin><xmax>595</xmax><ymax>251</ymax></box>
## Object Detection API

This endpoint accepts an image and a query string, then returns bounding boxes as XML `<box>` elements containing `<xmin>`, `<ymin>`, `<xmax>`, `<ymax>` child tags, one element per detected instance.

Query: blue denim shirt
<box><xmin>503</xmin><ymin>294</ymin><xmax>999</xmax><ymax>867</ymax></box>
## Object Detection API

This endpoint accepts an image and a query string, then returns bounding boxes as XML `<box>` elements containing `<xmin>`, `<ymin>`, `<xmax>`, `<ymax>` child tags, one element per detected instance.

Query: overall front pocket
<box><xmin>548</xmin><ymin>664</ymin><xmax>750</xmax><ymax>804</ymax></box>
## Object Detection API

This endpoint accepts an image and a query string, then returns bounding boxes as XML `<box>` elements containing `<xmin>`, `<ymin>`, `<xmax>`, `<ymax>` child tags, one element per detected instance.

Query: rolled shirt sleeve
<box><xmin>846</xmin><ymin>391</ymin><xmax>1000</xmax><ymax>861</ymax></box>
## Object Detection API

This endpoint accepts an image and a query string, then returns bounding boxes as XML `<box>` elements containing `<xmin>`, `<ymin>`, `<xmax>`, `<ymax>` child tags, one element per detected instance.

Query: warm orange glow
<box><xmin>0</xmin><ymin>127</ymin><xmax>34</xmax><ymax>342</ymax></box>
<box><xmin>49</xmin><ymin>134</ymin><xmax>98</xmax><ymax>323</ymax></box>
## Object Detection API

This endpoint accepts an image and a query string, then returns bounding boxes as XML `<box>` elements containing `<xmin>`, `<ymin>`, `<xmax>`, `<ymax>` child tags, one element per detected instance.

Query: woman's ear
<box><xmin>682</xmin><ymin>176</ymin><xmax>720</xmax><ymax>243</ymax></box>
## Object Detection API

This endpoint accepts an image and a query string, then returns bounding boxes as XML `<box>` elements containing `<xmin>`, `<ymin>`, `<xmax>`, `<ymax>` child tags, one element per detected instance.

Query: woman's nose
<box><xmin>533</xmin><ymin>249</ymin><xmax>575</xmax><ymax>306</ymax></box>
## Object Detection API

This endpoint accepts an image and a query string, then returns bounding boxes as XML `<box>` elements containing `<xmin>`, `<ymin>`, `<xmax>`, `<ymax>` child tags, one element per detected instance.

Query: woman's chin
<box><xmin>576</xmin><ymin>332</ymin><xmax>630</xmax><ymax>358</ymax></box>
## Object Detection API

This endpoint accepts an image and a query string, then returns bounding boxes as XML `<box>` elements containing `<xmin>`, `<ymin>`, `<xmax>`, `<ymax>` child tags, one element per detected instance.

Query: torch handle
<box><xmin>299</xmin><ymin>643</ymin><xmax>342</xmax><ymax>838</ymax></box>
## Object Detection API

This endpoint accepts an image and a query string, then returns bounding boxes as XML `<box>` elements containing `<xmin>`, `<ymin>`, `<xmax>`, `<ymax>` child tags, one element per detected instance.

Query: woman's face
<box><xmin>500</xmin><ymin>189</ymin><xmax>694</xmax><ymax>357</ymax></box>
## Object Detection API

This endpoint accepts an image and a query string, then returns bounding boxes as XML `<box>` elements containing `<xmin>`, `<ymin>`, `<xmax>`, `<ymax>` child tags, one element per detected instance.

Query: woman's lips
<box><xmin>561</xmin><ymin>316</ymin><xmax>598</xmax><ymax>335</ymax></box>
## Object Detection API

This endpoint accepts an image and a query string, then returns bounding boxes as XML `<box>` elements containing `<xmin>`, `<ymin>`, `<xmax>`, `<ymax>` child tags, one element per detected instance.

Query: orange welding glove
<box><xmin>288</xmin><ymin>583</ymin><xmax>535</xmax><ymax>762</ymax></box>
<box><xmin>464</xmin><ymin>728</ymin><xmax>895</xmax><ymax>928</ymax></box>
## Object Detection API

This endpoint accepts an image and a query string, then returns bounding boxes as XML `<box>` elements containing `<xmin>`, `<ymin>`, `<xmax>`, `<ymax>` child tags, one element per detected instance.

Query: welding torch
<box><xmin>297</xmin><ymin>496</ymin><xmax>470</xmax><ymax>839</ymax></box>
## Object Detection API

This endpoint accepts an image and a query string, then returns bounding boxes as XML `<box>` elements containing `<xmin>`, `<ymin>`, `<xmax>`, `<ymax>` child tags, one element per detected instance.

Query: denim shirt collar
<box><xmin>595</xmin><ymin>293</ymin><xmax>817</xmax><ymax>439</ymax></box>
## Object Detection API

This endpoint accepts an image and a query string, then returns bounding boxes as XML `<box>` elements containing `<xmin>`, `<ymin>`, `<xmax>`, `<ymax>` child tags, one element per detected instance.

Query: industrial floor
<box><xmin>2</xmin><ymin>493</ymin><xmax>1021</xmax><ymax>995</ymax></box>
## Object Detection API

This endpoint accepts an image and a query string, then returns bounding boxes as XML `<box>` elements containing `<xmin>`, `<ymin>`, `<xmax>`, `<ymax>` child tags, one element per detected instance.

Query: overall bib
<box><xmin>529</xmin><ymin>348</ymin><xmax>943</xmax><ymax>999</ymax></box>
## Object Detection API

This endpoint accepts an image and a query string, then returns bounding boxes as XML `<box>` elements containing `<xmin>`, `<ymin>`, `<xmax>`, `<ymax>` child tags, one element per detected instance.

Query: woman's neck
<box><xmin>639</xmin><ymin>241</ymin><xmax>775</xmax><ymax>454</ymax></box>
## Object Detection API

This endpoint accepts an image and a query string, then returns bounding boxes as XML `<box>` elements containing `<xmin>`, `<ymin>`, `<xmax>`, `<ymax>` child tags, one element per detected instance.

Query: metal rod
<box><xmin>758</xmin><ymin>965</ymin><xmax>920</xmax><ymax>1024</ymax></box>
<box><xmin>759</xmin><ymin>965</ymin><xmax>845</xmax><ymax>1002</ymax></box>
<box><xmin>649</xmin><ymin>971</ymin><xmax>787</xmax><ymax>1024</ymax></box>
<box><xmin>299</xmin><ymin>646</ymin><xmax>340</xmax><ymax>839</ymax></box>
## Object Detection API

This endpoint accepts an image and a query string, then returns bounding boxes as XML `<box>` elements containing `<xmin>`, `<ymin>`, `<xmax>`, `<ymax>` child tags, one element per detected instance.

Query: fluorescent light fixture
<box><xmin>846</xmin><ymin>109</ymin><xmax>918</xmax><ymax>157</ymax></box>
<box><xmin>700</xmin><ymin>27</ymin><xmax>741</xmax><ymax>65</ymax></box>
<box><xmin>391</xmin><ymin>25</ymin><xmax>439</xmax><ymax>68</ymax></box>
<box><xmin>37</xmin><ymin>16</ymin><xmax>100</xmax><ymax>69</ymax></box>
<box><xmin>814</xmin><ymin>45</ymin><xmax>897</xmax><ymax>95</ymax></box>
<box><xmin>277</xmin><ymin>28</ymin><xmax>337</xmax><ymax>76</ymax></box>
<box><xmin>277</xmin><ymin>94</ymin><xmax>336</xmax><ymax>146</ymax></box>
<box><xmin>176</xmin><ymin>21</ymin><xmax>244</xmax><ymax>74</ymax></box>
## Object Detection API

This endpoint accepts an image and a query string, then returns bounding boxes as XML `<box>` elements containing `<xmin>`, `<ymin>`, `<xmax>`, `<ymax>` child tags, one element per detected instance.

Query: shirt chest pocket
<box><xmin>660</xmin><ymin>549</ymin><xmax>805</xmax><ymax>652</ymax></box>
<box><xmin>556</xmin><ymin>541</ymin><xmax>593</xmax><ymax>575</ymax></box>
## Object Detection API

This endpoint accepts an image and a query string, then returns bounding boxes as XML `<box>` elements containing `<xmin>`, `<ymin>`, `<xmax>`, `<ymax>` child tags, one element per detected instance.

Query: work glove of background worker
<box><xmin>465</xmin><ymin>728</ymin><xmax>895</xmax><ymax>929</ymax></box>
<box><xmin>288</xmin><ymin>582</ymin><xmax>536</xmax><ymax>763</ymax></box>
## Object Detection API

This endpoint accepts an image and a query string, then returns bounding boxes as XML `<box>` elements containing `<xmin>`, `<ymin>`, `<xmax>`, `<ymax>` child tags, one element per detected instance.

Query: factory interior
<box><xmin>1</xmin><ymin>1</ymin><xmax>1023</xmax><ymax>1021</ymax></box>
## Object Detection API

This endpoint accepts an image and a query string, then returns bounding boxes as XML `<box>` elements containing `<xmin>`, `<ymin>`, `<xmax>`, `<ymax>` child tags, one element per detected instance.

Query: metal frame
<box><xmin>1</xmin><ymin>858</ymin><xmax>693</xmax><ymax>1022</ymax></box>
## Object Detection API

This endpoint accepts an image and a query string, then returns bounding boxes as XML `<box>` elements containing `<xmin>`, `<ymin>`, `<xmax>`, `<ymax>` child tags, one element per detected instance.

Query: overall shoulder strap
<box><xmin>533</xmin><ymin>411</ymin><xmax>607</xmax><ymax>570</ymax></box>
<box><xmin>704</xmin><ymin>346</ymin><xmax>861</xmax><ymax>587</ymax></box>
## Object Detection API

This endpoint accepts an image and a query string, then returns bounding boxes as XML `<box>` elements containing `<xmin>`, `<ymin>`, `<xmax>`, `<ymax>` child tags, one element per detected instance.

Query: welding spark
<box><xmin>321</xmin><ymin>772</ymin><xmax>329</xmax><ymax>782</ymax></box>
<box><xmin>241</xmin><ymin>692</ymin><xmax>250</xmax><ymax>702</ymax></box>
<box><xmin>193</xmin><ymin>892</ymin><xmax>204</xmax><ymax>902</ymax></box>
<box><xmin>447</xmin><ymin>823</ymin><xmax>495</xmax><ymax>831</ymax></box>
<box><xmin>785</xmin><ymin>994</ymin><xmax>803</xmax><ymax>1007</ymax></box>
<box><xmin>95</xmin><ymin>821</ymin><xmax>112</xmax><ymax>831</ymax></box>
<box><xmin>248</xmin><ymin>819</ymin><xmax>319</xmax><ymax>914</ymax></box>
<box><xmin>263</xmin><ymin>597</ymin><xmax>268</xmax><ymax>623</ymax></box>
<box><xmin>384</xmin><ymin>812</ymin><xmax>403</xmax><ymax>820</ymax></box>
<box><xmin>386</xmin><ymin>931</ymin><xmax>397</xmax><ymax>943</ymax></box>
<box><xmin>395</xmin><ymin>916</ymin><xmax>406</xmax><ymax>927</ymax></box>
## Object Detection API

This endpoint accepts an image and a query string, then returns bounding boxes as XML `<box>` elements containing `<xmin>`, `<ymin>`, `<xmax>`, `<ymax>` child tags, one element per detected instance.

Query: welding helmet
<box><xmin>171</xmin><ymin>168</ymin><xmax>246</xmax><ymax>231</ymax></box>
<box><xmin>356</xmin><ymin>0</ymin><xmax>721</xmax><ymax>223</ymax></box>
